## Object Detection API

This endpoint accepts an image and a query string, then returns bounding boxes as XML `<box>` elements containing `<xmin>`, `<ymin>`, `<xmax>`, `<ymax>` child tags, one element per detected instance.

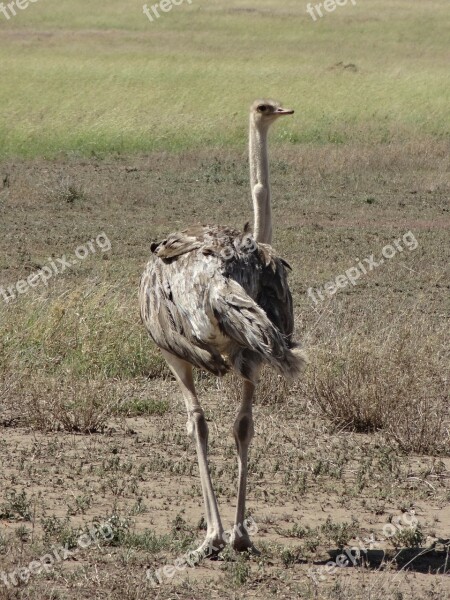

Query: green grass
<box><xmin>117</xmin><ymin>397</ymin><xmax>170</xmax><ymax>416</ymax></box>
<box><xmin>0</xmin><ymin>283</ymin><xmax>166</xmax><ymax>379</ymax></box>
<box><xmin>0</xmin><ymin>0</ymin><xmax>449</xmax><ymax>158</ymax></box>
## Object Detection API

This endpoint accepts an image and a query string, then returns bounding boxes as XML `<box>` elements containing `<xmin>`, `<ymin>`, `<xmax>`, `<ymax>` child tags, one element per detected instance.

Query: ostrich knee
<box><xmin>187</xmin><ymin>408</ymin><xmax>209</xmax><ymax>446</ymax></box>
<box><xmin>234</xmin><ymin>413</ymin><xmax>254</xmax><ymax>450</ymax></box>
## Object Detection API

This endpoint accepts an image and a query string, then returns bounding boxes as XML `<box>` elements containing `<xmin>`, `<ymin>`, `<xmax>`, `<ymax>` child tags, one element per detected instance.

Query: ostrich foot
<box><xmin>187</xmin><ymin>536</ymin><xmax>226</xmax><ymax>563</ymax></box>
<box><xmin>230</xmin><ymin>533</ymin><xmax>261</xmax><ymax>555</ymax></box>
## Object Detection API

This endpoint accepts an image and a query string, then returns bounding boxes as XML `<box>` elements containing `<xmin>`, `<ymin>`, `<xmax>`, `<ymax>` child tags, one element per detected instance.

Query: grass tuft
<box><xmin>304</xmin><ymin>310</ymin><xmax>449</xmax><ymax>455</ymax></box>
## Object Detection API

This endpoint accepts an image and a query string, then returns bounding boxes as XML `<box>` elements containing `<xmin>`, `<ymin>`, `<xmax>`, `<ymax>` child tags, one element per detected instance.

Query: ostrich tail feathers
<box><xmin>212</xmin><ymin>280</ymin><xmax>306</xmax><ymax>381</ymax></box>
<box><xmin>277</xmin><ymin>346</ymin><xmax>307</xmax><ymax>380</ymax></box>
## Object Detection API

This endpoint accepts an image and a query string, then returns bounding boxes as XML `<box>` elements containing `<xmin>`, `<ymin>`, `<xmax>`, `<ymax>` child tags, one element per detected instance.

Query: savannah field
<box><xmin>0</xmin><ymin>1</ymin><xmax>449</xmax><ymax>599</ymax></box>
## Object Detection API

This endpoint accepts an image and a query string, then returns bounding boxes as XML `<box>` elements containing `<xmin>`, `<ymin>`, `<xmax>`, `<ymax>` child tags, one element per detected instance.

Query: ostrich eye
<box><xmin>258</xmin><ymin>105</ymin><xmax>267</xmax><ymax>112</ymax></box>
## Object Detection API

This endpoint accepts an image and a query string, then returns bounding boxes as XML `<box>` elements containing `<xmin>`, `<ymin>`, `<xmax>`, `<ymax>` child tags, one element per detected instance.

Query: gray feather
<box><xmin>139</xmin><ymin>225</ymin><xmax>304</xmax><ymax>380</ymax></box>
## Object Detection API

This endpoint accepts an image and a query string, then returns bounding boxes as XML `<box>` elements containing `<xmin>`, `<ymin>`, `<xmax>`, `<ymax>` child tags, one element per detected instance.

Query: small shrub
<box><xmin>321</xmin><ymin>516</ymin><xmax>359</xmax><ymax>549</ymax></box>
<box><xmin>304</xmin><ymin>311</ymin><xmax>449</xmax><ymax>455</ymax></box>
<box><xmin>280</xmin><ymin>547</ymin><xmax>297</xmax><ymax>567</ymax></box>
<box><xmin>221</xmin><ymin>552</ymin><xmax>251</xmax><ymax>585</ymax></box>
<box><xmin>0</xmin><ymin>489</ymin><xmax>32</xmax><ymax>521</ymax></box>
<box><xmin>22</xmin><ymin>376</ymin><xmax>116</xmax><ymax>433</ymax></box>
<box><xmin>44</xmin><ymin>175</ymin><xmax>86</xmax><ymax>204</ymax></box>
<box><xmin>284</xmin><ymin>523</ymin><xmax>309</xmax><ymax>539</ymax></box>
<box><xmin>391</xmin><ymin>524</ymin><xmax>424</xmax><ymax>549</ymax></box>
<box><xmin>41</xmin><ymin>516</ymin><xmax>79</xmax><ymax>548</ymax></box>
<box><xmin>97</xmin><ymin>514</ymin><xmax>131</xmax><ymax>547</ymax></box>
<box><xmin>0</xmin><ymin>531</ymin><xmax>7</xmax><ymax>555</ymax></box>
<box><xmin>170</xmin><ymin>513</ymin><xmax>196</xmax><ymax>551</ymax></box>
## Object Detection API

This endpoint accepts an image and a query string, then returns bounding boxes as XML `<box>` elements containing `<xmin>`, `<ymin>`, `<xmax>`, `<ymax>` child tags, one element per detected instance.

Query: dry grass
<box><xmin>303</xmin><ymin>307</ymin><xmax>449</xmax><ymax>455</ymax></box>
<box><xmin>21</xmin><ymin>377</ymin><xmax>117</xmax><ymax>434</ymax></box>
<box><xmin>1</xmin><ymin>373</ymin><xmax>120</xmax><ymax>433</ymax></box>
<box><xmin>0</xmin><ymin>283</ymin><xmax>166</xmax><ymax>380</ymax></box>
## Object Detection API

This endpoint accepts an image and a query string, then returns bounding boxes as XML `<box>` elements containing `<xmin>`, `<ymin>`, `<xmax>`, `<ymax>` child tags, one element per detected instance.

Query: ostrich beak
<box><xmin>276</xmin><ymin>107</ymin><xmax>294</xmax><ymax>115</ymax></box>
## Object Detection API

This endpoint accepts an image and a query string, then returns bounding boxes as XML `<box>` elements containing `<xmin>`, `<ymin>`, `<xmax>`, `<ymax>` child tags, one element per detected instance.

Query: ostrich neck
<box><xmin>249</xmin><ymin>119</ymin><xmax>272</xmax><ymax>244</ymax></box>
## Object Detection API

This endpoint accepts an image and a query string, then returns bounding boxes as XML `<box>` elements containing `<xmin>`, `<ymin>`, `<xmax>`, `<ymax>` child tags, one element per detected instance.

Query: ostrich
<box><xmin>139</xmin><ymin>99</ymin><xmax>304</xmax><ymax>557</ymax></box>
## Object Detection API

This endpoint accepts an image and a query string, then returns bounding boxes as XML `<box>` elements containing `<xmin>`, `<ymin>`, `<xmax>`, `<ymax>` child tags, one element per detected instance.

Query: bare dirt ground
<box><xmin>0</xmin><ymin>143</ymin><xmax>449</xmax><ymax>599</ymax></box>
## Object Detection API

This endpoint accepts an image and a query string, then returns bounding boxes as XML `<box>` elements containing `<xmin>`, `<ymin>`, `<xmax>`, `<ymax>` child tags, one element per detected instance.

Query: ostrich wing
<box><xmin>140</xmin><ymin>226</ymin><xmax>302</xmax><ymax>378</ymax></box>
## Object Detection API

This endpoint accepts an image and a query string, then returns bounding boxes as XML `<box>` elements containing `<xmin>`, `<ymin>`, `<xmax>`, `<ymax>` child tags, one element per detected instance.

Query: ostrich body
<box><xmin>139</xmin><ymin>100</ymin><xmax>303</xmax><ymax>556</ymax></box>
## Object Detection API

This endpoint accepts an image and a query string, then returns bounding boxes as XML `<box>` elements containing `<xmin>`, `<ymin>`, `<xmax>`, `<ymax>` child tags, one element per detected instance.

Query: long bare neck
<box><xmin>249</xmin><ymin>117</ymin><xmax>272</xmax><ymax>244</ymax></box>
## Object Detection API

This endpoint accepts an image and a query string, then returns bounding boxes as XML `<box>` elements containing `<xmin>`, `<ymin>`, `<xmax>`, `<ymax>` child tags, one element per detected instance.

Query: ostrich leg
<box><xmin>161</xmin><ymin>350</ymin><xmax>224</xmax><ymax>557</ymax></box>
<box><xmin>231</xmin><ymin>376</ymin><xmax>260</xmax><ymax>554</ymax></box>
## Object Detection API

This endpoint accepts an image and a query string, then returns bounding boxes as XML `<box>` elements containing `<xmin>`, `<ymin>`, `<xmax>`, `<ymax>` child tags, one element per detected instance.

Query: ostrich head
<box><xmin>250</xmin><ymin>99</ymin><xmax>294</xmax><ymax>127</ymax></box>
